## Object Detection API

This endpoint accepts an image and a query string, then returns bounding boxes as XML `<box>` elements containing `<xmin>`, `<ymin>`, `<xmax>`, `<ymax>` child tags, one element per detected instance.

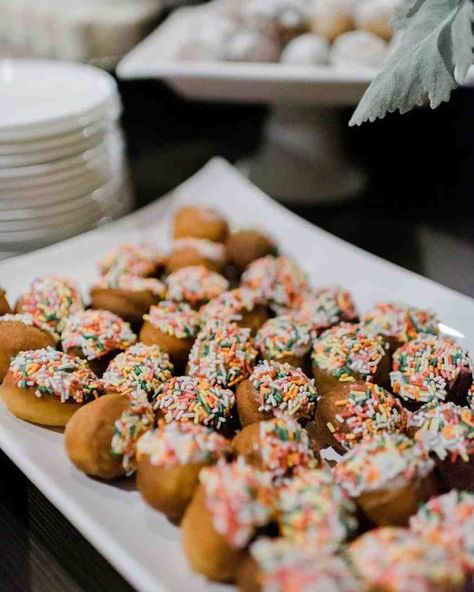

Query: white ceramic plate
<box><xmin>0</xmin><ymin>158</ymin><xmax>472</xmax><ymax>592</ymax></box>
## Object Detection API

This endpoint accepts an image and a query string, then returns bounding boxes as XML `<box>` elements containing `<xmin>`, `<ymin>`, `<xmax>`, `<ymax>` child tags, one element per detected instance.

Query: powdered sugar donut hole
<box><xmin>280</xmin><ymin>33</ymin><xmax>330</xmax><ymax>65</ymax></box>
<box><xmin>353</xmin><ymin>0</ymin><xmax>401</xmax><ymax>41</ymax></box>
<box><xmin>309</xmin><ymin>0</ymin><xmax>355</xmax><ymax>42</ymax></box>
<box><xmin>330</xmin><ymin>30</ymin><xmax>388</xmax><ymax>68</ymax></box>
<box><xmin>224</xmin><ymin>29</ymin><xmax>282</xmax><ymax>62</ymax></box>
<box><xmin>241</xmin><ymin>0</ymin><xmax>310</xmax><ymax>42</ymax></box>
<box><xmin>178</xmin><ymin>14</ymin><xmax>238</xmax><ymax>60</ymax></box>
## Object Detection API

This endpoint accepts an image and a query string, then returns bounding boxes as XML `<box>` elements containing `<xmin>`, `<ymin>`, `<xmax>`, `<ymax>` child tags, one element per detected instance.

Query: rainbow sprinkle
<box><xmin>166</xmin><ymin>265</ymin><xmax>229</xmax><ymax>306</ymax></box>
<box><xmin>136</xmin><ymin>421</ymin><xmax>229</xmax><ymax>468</ymax></box>
<box><xmin>10</xmin><ymin>347</ymin><xmax>101</xmax><ymax>403</ymax></box>
<box><xmin>152</xmin><ymin>376</ymin><xmax>235</xmax><ymax>429</ymax></box>
<box><xmin>249</xmin><ymin>360</ymin><xmax>318</xmax><ymax>419</ymax></box>
<box><xmin>312</xmin><ymin>322</ymin><xmax>386</xmax><ymax>383</ymax></box>
<box><xmin>362</xmin><ymin>302</ymin><xmax>439</xmax><ymax>343</ymax></box>
<box><xmin>101</xmin><ymin>343</ymin><xmax>173</xmax><ymax>398</ymax></box>
<box><xmin>200</xmin><ymin>458</ymin><xmax>274</xmax><ymax>548</ymax></box>
<box><xmin>100</xmin><ymin>243</ymin><xmax>160</xmax><ymax>278</ymax></box>
<box><xmin>255</xmin><ymin>314</ymin><xmax>312</xmax><ymax>361</ymax></box>
<box><xmin>296</xmin><ymin>286</ymin><xmax>358</xmax><ymax>334</ymax></box>
<box><xmin>188</xmin><ymin>320</ymin><xmax>258</xmax><ymax>388</ymax></box>
<box><xmin>93</xmin><ymin>273</ymin><xmax>165</xmax><ymax>297</ymax></box>
<box><xmin>171</xmin><ymin>238</ymin><xmax>226</xmax><ymax>263</ymax></box>
<box><xmin>241</xmin><ymin>255</ymin><xmax>309</xmax><ymax>312</ymax></box>
<box><xmin>333</xmin><ymin>433</ymin><xmax>434</xmax><ymax>497</ymax></box>
<box><xmin>61</xmin><ymin>309</ymin><xmax>136</xmax><ymax>360</ymax></box>
<box><xmin>200</xmin><ymin>288</ymin><xmax>262</xmax><ymax>324</ymax></box>
<box><xmin>143</xmin><ymin>301</ymin><xmax>200</xmax><ymax>339</ymax></box>
<box><xmin>18</xmin><ymin>276</ymin><xmax>83</xmax><ymax>340</ymax></box>
<box><xmin>390</xmin><ymin>335</ymin><xmax>473</xmax><ymax>404</ymax></box>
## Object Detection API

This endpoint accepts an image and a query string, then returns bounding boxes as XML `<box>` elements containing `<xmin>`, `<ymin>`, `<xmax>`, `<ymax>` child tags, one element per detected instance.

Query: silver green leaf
<box><xmin>349</xmin><ymin>0</ymin><xmax>474</xmax><ymax>127</ymax></box>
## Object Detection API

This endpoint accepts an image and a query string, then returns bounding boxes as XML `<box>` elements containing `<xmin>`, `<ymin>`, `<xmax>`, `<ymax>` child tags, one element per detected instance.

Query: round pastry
<box><xmin>90</xmin><ymin>274</ymin><xmax>165</xmax><ymax>326</ymax></box>
<box><xmin>312</xmin><ymin>322</ymin><xmax>390</xmax><ymax>395</ymax></box>
<box><xmin>136</xmin><ymin>422</ymin><xmax>230</xmax><ymax>521</ymax></box>
<box><xmin>0</xmin><ymin>347</ymin><xmax>101</xmax><ymax>426</ymax></box>
<box><xmin>241</xmin><ymin>255</ymin><xmax>309</xmax><ymax>313</ymax></box>
<box><xmin>231</xmin><ymin>415</ymin><xmax>319</xmax><ymax>477</ymax></box>
<box><xmin>173</xmin><ymin>206</ymin><xmax>229</xmax><ymax>243</ymax></box>
<box><xmin>362</xmin><ymin>302</ymin><xmax>439</xmax><ymax>352</ymax></box>
<box><xmin>241</xmin><ymin>0</ymin><xmax>310</xmax><ymax>43</ymax></box>
<box><xmin>353</xmin><ymin>0</ymin><xmax>400</xmax><ymax>41</ymax></box>
<box><xmin>182</xmin><ymin>458</ymin><xmax>274</xmax><ymax>582</ymax></box>
<box><xmin>165</xmin><ymin>265</ymin><xmax>229</xmax><ymax>309</ymax></box>
<box><xmin>277</xmin><ymin>467</ymin><xmax>357</xmax><ymax>547</ymax></box>
<box><xmin>0</xmin><ymin>313</ymin><xmax>56</xmax><ymax>381</ymax></box>
<box><xmin>239</xmin><ymin>538</ymin><xmax>361</xmax><ymax>592</ymax></box>
<box><xmin>330</xmin><ymin>30</ymin><xmax>388</xmax><ymax>68</ymax></box>
<box><xmin>410</xmin><ymin>490</ymin><xmax>474</xmax><ymax>572</ymax></box>
<box><xmin>349</xmin><ymin>527</ymin><xmax>466</xmax><ymax>592</ymax></box>
<box><xmin>101</xmin><ymin>343</ymin><xmax>174</xmax><ymax>399</ymax></box>
<box><xmin>407</xmin><ymin>402</ymin><xmax>474</xmax><ymax>491</ymax></box>
<box><xmin>255</xmin><ymin>314</ymin><xmax>312</xmax><ymax>369</ymax></box>
<box><xmin>200</xmin><ymin>288</ymin><xmax>269</xmax><ymax>335</ymax></box>
<box><xmin>226</xmin><ymin>229</ymin><xmax>276</xmax><ymax>272</ymax></box>
<box><xmin>99</xmin><ymin>242</ymin><xmax>163</xmax><ymax>278</ymax></box>
<box><xmin>166</xmin><ymin>238</ymin><xmax>226</xmax><ymax>273</ymax></box>
<box><xmin>152</xmin><ymin>375</ymin><xmax>236</xmax><ymax>432</ymax></box>
<box><xmin>224</xmin><ymin>30</ymin><xmax>281</xmax><ymax>63</ymax></box>
<box><xmin>61</xmin><ymin>309</ymin><xmax>136</xmax><ymax>376</ymax></box>
<box><xmin>139</xmin><ymin>301</ymin><xmax>200</xmax><ymax>370</ymax></box>
<box><xmin>315</xmin><ymin>381</ymin><xmax>408</xmax><ymax>454</ymax></box>
<box><xmin>0</xmin><ymin>289</ymin><xmax>11</xmax><ymax>315</ymax></box>
<box><xmin>16</xmin><ymin>276</ymin><xmax>83</xmax><ymax>340</ymax></box>
<box><xmin>236</xmin><ymin>360</ymin><xmax>318</xmax><ymax>427</ymax></box>
<box><xmin>280</xmin><ymin>33</ymin><xmax>330</xmax><ymax>64</ymax></box>
<box><xmin>295</xmin><ymin>285</ymin><xmax>358</xmax><ymax>334</ymax></box>
<box><xmin>187</xmin><ymin>320</ymin><xmax>258</xmax><ymax>388</ymax></box>
<box><xmin>333</xmin><ymin>433</ymin><xmax>436</xmax><ymax>526</ymax></box>
<box><xmin>390</xmin><ymin>335</ymin><xmax>473</xmax><ymax>409</ymax></box>
<box><xmin>309</xmin><ymin>0</ymin><xmax>354</xmax><ymax>42</ymax></box>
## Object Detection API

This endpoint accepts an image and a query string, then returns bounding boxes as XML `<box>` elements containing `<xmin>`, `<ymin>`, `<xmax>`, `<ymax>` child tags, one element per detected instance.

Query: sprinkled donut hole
<box><xmin>294</xmin><ymin>285</ymin><xmax>358</xmax><ymax>334</ymax></box>
<box><xmin>99</xmin><ymin>242</ymin><xmax>161</xmax><ymax>278</ymax></box>
<box><xmin>167</xmin><ymin>238</ymin><xmax>226</xmax><ymax>273</ymax></box>
<box><xmin>410</xmin><ymin>490</ymin><xmax>474</xmax><ymax>572</ymax></box>
<box><xmin>16</xmin><ymin>276</ymin><xmax>83</xmax><ymax>340</ymax></box>
<box><xmin>390</xmin><ymin>335</ymin><xmax>473</xmax><ymax>409</ymax></box>
<box><xmin>255</xmin><ymin>314</ymin><xmax>313</xmax><ymax>368</ymax></box>
<box><xmin>276</xmin><ymin>467</ymin><xmax>357</xmax><ymax>548</ymax></box>
<box><xmin>152</xmin><ymin>376</ymin><xmax>235</xmax><ymax>431</ymax></box>
<box><xmin>241</xmin><ymin>255</ymin><xmax>309</xmax><ymax>313</ymax></box>
<box><xmin>188</xmin><ymin>320</ymin><xmax>258</xmax><ymax>388</ymax></box>
<box><xmin>236</xmin><ymin>360</ymin><xmax>318</xmax><ymax>427</ymax></box>
<box><xmin>311</xmin><ymin>322</ymin><xmax>389</xmax><ymax>395</ymax></box>
<box><xmin>315</xmin><ymin>381</ymin><xmax>409</xmax><ymax>454</ymax></box>
<box><xmin>101</xmin><ymin>343</ymin><xmax>173</xmax><ymax>399</ymax></box>
<box><xmin>173</xmin><ymin>206</ymin><xmax>229</xmax><ymax>243</ymax></box>
<box><xmin>200</xmin><ymin>288</ymin><xmax>268</xmax><ymax>334</ymax></box>
<box><xmin>93</xmin><ymin>274</ymin><xmax>165</xmax><ymax>296</ymax></box>
<box><xmin>362</xmin><ymin>302</ymin><xmax>439</xmax><ymax>351</ymax></box>
<box><xmin>165</xmin><ymin>265</ymin><xmax>229</xmax><ymax>309</ymax></box>
<box><xmin>349</xmin><ymin>527</ymin><xmax>466</xmax><ymax>592</ymax></box>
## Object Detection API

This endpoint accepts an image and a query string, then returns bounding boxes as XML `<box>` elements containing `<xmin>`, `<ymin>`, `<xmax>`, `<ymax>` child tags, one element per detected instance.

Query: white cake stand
<box><xmin>117</xmin><ymin>5</ymin><xmax>378</xmax><ymax>203</ymax></box>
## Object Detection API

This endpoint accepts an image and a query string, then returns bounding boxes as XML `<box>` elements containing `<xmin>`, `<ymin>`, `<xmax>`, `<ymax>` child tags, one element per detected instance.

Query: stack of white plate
<box><xmin>0</xmin><ymin>59</ymin><xmax>132</xmax><ymax>256</ymax></box>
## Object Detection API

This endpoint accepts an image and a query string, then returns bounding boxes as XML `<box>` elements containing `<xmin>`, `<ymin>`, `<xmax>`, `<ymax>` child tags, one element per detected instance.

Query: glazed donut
<box><xmin>0</xmin><ymin>313</ymin><xmax>56</xmax><ymax>381</ymax></box>
<box><xmin>61</xmin><ymin>309</ymin><xmax>136</xmax><ymax>376</ymax></box>
<box><xmin>362</xmin><ymin>302</ymin><xmax>439</xmax><ymax>352</ymax></box>
<box><xmin>166</xmin><ymin>238</ymin><xmax>226</xmax><ymax>273</ymax></box>
<box><xmin>200</xmin><ymin>288</ymin><xmax>269</xmax><ymax>335</ymax></box>
<box><xmin>188</xmin><ymin>320</ymin><xmax>258</xmax><ymax>388</ymax></box>
<box><xmin>226</xmin><ymin>229</ymin><xmax>276</xmax><ymax>271</ymax></box>
<box><xmin>182</xmin><ymin>458</ymin><xmax>274</xmax><ymax>582</ymax></box>
<box><xmin>255</xmin><ymin>314</ymin><xmax>312</xmax><ymax>369</ymax></box>
<box><xmin>165</xmin><ymin>265</ymin><xmax>229</xmax><ymax>309</ymax></box>
<box><xmin>390</xmin><ymin>335</ymin><xmax>473</xmax><ymax>409</ymax></box>
<box><xmin>295</xmin><ymin>285</ymin><xmax>358</xmax><ymax>333</ymax></box>
<box><xmin>236</xmin><ymin>360</ymin><xmax>318</xmax><ymax>426</ymax></box>
<box><xmin>333</xmin><ymin>433</ymin><xmax>437</xmax><ymax>526</ymax></box>
<box><xmin>16</xmin><ymin>276</ymin><xmax>83</xmax><ymax>340</ymax></box>
<box><xmin>0</xmin><ymin>347</ymin><xmax>101</xmax><ymax>426</ymax></box>
<box><xmin>139</xmin><ymin>301</ymin><xmax>200</xmax><ymax>371</ymax></box>
<box><xmin>90</xmin><ymin>274</ymin><xmax>165</xmax><ymax>326</ymax></box>
<box><xmin>312</xmin><ymin>322</ymin><xmax>390</xmax><ymax>395</ymax></box>
<box><xmin>241</xmin><ymin>255</ymin><xmax>309</xmax><ymax>313</ymax></box>
<box><xmin>309</xmin><ymin>0</ymin><xmax>354</xmax><ymax>42</ymax></box>
<box><xmin>101</xmin><ymin>343</ymin><xmax>174</xmax><ymax>398</ymax></box>
<box><xmin>99</xmin><ymin>242</ymin><xmax>163</xmax><ymax>278</ymax></box>
<box><xmin>315</xmin><ymin>380</ymin><xmax>408</xmax><ymax>454</ymax></box>
<box><xmin>173</xmin><ymin>206</ymin><xmax>229</xmax><ymax>243</ymax></box>
<box><xmin>407</xmin><ymin>402</ymin><xmax>474</xmax><ymax>491</ymax></box>
<box><xmin>0</xmin><ymin>289</ymin><xmax>11</xmax><ymax>315</ymax></box>
<box><xmin>152</xmin><ymin>376</ymin><xmax>236</xmax><ymax>432</ymax></box>
<box><xmin>348</xmin><ymin>526</ymin><xmax>466</xmax><ymax>592</ymax></box>
<box><xmin>136</xmin><ymin>422</ymin><xmax>230</xmax><ymax>521</ymax></box>
<box><xmin>231</xmin><ymin>415</ymin><xmax>319</xmax><ymax>477</ymax></box>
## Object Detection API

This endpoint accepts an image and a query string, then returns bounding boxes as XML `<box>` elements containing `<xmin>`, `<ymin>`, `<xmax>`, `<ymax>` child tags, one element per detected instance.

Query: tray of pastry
<box><xmin>0</xmin><ymin>157</ymin><xmax>473</xmax><ymax>592</ymax></box>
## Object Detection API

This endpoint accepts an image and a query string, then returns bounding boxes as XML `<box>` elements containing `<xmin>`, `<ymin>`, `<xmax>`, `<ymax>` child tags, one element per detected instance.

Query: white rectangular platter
<box><xmin>0</xmin><ymin>158</ymin><xmax>473</xmax><ymax>592</ymax></box>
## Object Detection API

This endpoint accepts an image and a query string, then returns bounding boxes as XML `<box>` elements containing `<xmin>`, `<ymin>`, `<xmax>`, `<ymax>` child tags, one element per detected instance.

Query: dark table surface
<box><xmin>1</xmin><ymin>74</ymin><xmax>474</xmax><ymax>592</ymax></box>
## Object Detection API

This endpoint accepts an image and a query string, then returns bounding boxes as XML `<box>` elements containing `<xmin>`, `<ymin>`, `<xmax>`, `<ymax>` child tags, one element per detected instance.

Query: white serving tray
<box><xmin>0</xmin><ymin>158</ymin><xmax>473</xmax><ymax>592</ymax></box>
<box><xmin>116</xmin><ymin>5</ymin><xmax>376</xmax><ymax>105</ymax></box>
